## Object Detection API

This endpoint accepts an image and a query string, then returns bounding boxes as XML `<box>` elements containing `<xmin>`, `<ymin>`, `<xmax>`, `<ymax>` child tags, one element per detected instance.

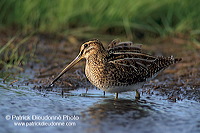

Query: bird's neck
<box><xmin>87</xmin><ymin>50</ymin><xmax>108</xmax><ymax>66</ymax></box>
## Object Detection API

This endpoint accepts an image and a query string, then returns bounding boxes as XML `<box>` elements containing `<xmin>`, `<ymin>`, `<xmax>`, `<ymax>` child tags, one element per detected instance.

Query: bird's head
<box><xmin>79</xmin><ymin>39</ymin><xmax>105</xmax><ymax>59</ymax></box>
<box><xmin>50</xmin><ymin>39</ymin><xmax>105</xmax><ymax>85</ymax></box>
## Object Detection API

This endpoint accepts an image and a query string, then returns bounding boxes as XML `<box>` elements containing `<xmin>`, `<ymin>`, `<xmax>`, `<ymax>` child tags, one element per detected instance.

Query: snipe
<box><xmin>50</xmin><ymin>39</ymin><xmax>181</xmax><ymax>99</ymax></box>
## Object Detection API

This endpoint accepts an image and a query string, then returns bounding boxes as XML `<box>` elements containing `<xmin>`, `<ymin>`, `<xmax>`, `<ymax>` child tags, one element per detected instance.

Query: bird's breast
<box><xmin>85</xmin><ymin>60</ymin><xmax>106</xmax><ymax>88</ymax></box>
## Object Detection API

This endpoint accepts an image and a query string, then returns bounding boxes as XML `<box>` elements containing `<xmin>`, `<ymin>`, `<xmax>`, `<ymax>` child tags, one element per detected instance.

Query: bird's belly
<box><xmin>85</xmin><ymin>63</ymin><xmax>146</xmax><ymax>93</ymax></box>
<box><xmin>101</xmin><ymin>82</ymin><xmax>145</xmax><ymax>93</ymax></box>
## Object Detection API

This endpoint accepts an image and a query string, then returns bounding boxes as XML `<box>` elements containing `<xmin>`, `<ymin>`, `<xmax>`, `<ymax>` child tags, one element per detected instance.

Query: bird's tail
<box><xmin>148</xmin><ymin>56</ymin><xmax>182</xmax><ymax>77</ymax></box>
<box><xmin>174</xmin><ymin>57</ymin><xmax>182</xmax><ymax>63</ymax></box>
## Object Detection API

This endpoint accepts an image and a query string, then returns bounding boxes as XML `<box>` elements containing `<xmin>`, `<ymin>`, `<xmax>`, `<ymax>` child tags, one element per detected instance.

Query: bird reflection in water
<box><xmin>81</xmin><ymin>99</ymin><xmax>155</xmax><ymax>133</ymax></box>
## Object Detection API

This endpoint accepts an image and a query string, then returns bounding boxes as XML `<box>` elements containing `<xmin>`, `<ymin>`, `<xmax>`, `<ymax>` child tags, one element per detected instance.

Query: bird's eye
<box><xmin>84</xmin><ymin>44</ymin><xmax>88</xmax><ymax>48</ymax></box>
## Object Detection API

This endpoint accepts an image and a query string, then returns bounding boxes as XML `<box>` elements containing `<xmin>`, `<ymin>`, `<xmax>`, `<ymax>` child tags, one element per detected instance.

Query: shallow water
<box><xmin>0</xmin><ymin>74</ymin><xmax>200</xmax><ymax>133</ymax></box>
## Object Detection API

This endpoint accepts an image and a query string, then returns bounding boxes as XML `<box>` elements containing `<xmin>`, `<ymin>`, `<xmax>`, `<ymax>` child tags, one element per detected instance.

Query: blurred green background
<box><xmin>1</xmin><ymin>0</ymin><xmax>200</xmax><ymax>38</ymax></box>
<box><xmin>1</xmin><ymin>0</ymin><xmax>200</xmax><ymax>70</ymax></box>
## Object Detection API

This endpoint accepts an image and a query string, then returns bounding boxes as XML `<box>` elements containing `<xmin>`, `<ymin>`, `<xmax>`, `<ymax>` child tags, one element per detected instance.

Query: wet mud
<box><xmin>28</xmin><ymin>35</ymin><xmax>200</xmax><ymax>102</ymax></box>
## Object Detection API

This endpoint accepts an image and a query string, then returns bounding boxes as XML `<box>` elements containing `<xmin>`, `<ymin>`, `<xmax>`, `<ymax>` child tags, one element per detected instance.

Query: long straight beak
<box><xmin>50</xmin><ymin>53</ymin><xmax>82</xmax><ymax>86</ymax></box>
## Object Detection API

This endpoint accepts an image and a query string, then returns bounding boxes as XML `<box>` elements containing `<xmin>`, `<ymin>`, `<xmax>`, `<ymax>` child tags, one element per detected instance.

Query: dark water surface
<box><xmin>0</xmin><ymin>73</ymin><xmax>200</xmax><ymax>133</ymax></box>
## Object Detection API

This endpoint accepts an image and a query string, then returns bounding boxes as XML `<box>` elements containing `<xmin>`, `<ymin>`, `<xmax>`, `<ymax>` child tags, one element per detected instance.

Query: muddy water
<box><xmin>0</xmin><ymin>73</ymin><xmax>200</xmax><ymax>133</ymax></box>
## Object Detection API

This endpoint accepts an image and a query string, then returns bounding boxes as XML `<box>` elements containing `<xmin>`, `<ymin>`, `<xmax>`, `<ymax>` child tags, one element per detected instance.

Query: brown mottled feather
<box><xmin>83</xmin><ymin>39</ymin><xmax>181</xmax><ymax>91</ymax></box>
<box><xmin>104</xmin><ymin>40</ymin><xmax>181</xmax><ymax>85</ymax></box>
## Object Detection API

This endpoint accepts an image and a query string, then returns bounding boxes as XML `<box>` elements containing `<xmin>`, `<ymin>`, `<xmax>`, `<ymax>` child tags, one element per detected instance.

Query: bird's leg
<box><xmin>135</xmin><ymin>90</ymin><xmax>140</xmax><ymax>99</ymax></box>
<box><xmin>103</xmin><ymin>91</ymin><xmax>105</xmax><ymax>96</ymax></box>
<box><xmin>61</xmin><ymin>89</ymin><xmax>64</xmax><ymax>98</ymax></box>
<box><xmin>115</xmin><ymin>93</ymin><xmax>118</xmax><ymax>99</ymax></box>
<box><xmin>86</xmin><ymin>88</ymin><xmax>88</xmax><ymax>94</ymax></box>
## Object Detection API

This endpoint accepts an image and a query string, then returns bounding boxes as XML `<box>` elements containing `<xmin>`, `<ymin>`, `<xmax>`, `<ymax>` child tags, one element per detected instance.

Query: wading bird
<box><xmin>50</xmin><ymin>39</ymin><xmax>181</xmax><ymax>99</ymax></box>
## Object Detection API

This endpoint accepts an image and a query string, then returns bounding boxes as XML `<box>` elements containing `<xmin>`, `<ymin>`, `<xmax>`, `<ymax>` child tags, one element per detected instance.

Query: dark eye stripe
<box><xmin>84</xmin><ymin>44</ymin><xmax>88</xmax><ymax>48</ymax></box>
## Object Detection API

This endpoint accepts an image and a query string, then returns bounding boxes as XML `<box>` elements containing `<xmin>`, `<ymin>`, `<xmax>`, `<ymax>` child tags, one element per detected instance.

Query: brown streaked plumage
<box><xmin>50</xmin><ymin>39</ymin><xmax>182</xmax><ymax>99</ymax></box>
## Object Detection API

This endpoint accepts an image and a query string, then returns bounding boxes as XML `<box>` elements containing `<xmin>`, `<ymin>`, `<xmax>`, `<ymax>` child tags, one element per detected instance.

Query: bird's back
<box><xmin>105</xmin><ymin>39</ymin><xmax>181</xmax><ymax>85</ymax></box>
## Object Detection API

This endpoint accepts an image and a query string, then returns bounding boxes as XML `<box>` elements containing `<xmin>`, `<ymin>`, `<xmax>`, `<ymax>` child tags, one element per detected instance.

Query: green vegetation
<box><xmin>1</xmin><ymin>0</ymin><xmax>200</xmax><ymax>70</ymax></box>
<box><xmin>0</xmin><ymin>35</ymin><xmax>36</xmax><ymax>70</ymax></box>
<box><xmin>1</xmin><ymin>0</ymin><xmax>200</xmax><ymax>37</ymax></box>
